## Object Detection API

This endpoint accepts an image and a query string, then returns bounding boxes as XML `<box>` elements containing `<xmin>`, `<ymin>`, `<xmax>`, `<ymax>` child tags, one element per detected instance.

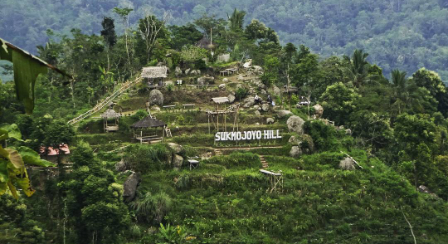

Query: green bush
<box><xmin>203</xmin><ymin>152</ymin><xmax>261</xmax><ymax>169</ymax></box>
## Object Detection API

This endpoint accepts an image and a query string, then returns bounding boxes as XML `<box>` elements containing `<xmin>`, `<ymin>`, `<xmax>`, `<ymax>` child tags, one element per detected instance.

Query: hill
<box><xmin>1</xmin><ymin>0</ymin><xmax>448</xmax><ymax>80</ymax></box>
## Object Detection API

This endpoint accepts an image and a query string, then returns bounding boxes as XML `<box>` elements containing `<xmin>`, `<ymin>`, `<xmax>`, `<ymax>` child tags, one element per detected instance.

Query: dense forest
<box><xmin>2</xmin><ymin>0</ymin><xmax>448</xmax><ymax>80</ymax></box>
<box><xmin>2</xmin><ymin>4</ymin><xmax>448</xmax><ymax>244</ymax></box>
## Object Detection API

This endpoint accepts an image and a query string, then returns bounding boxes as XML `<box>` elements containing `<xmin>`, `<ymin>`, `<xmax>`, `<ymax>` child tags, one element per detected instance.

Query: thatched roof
<box><xmin>141</xmin><ymin>66</ymin><xmax>168</xmax><ymax>79</ymax></box>
<box><xmin>211</xmin><ymin>97</ymin><xmax>229</xmax><ymax>104</ymax></box>
<box><xmin>196</xmin><ymin>36</ymin><xmax>213</xmax><ymax>50</ymax></box>
<box><xmin>131</xmin><ymin>116</ymin><xmax>166</xmax><ymax>128</ymax></box>
<box><xmin>101</xmin><ymin>109</ymin><xmax>121</xmax><ymax>119</ymax></box>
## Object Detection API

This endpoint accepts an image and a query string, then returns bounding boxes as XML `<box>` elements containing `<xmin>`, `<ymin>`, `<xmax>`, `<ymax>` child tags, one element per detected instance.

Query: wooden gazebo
<box><xmin>131</xmin><ymin>116</ymin><xmax>167</xmax><ymax>144</ymax></box>
<box><xmin>207</xmin><ymin>97</ymin><xmax>240</xmax><ymax>134</ymax></box>
<box><xmin>101</xmin><ymin>109</ymin><xmax>121</xmax><ymax>132</ymax></box>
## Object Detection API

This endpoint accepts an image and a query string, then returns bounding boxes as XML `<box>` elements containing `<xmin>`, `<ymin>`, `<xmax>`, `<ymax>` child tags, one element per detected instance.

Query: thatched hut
<box><xmin>101</xmin><ymin>109</ymin><xmax>121</xmax><ymax>132</ymax></box>
<box><xmin>131</xmin><ymin>116</ymin><xmax>167</xmax><ymax>143</ymax></box>
<box><xmin>141</xmin><ymin>66</ymin><xmax>168</xmax><ymax>88</ymax></box>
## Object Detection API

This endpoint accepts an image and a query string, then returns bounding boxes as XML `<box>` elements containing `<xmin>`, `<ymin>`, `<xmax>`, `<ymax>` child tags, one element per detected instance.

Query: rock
<box><xmin>243</xmin><ymin>97</ymin><xmax>256</xmax><ymax>108</ymax></box>
<box><xmin>185</xmin><ymin>68</ymin><xmax>191</xmax><ymax>75</ymax></box>
<box><xmin>288</xmin><ymin>136</ymin><xmax>299</xmax><ymax>145</ymax></box>
<box><xmin>253</xmin><ymin>65</ymin><xmax>263</xmax><ymax>74</ymax></box>
<box><xmin>219</xmin><ymin>84</ymin><xmax>226</xmax><ymax>90</ymax></box>
<box><xmin>277</xmin><ymin>110</ymin><xmax>293</xmax><ymax>118</ymax></box>
<box><xmin>223</xmin><ymin>78</ymin><xmax>229</xmax><ymax>83</ymax></box>
<box><xmin>313</xmin><ymin>104</ymin><xmax>324</xmax><ymax>118</ymax></box>
<box><xmin>149</xmin><ymin>89</ymin><xmax>164</xmax><ymax>105</ymax></box>
<box><xmin>302</xmin><ymin>134</ymin><xmax>315</xmax><ymax>153</ymax></box>
<box><xmin>290</xmin><ymin>146</ymin><xmax>302</xmax><ymax>158</ymax></box>
<box><xmin>217</xmin><ymin>53</ymin><xmax>230</xmax><ymax>63</ymax></box>
<box><xmin>248</xmin><ymin>88</ymin><xmax>256</xmax><ymax>95</ymax></box>
<box><xmin>267</xmin><ymin>118</ymin><xmax>275</xmax><ymax>124</ymax></box>
<box><xmin>255</xmin><ymin>122</ymin><xmax>260</xmax><ymax>125</ymax></box>
<box><xmin>345</xmin><ymin>129</ymin><xmax>352</xmax><ymax>135</ymax></box>
<box><xmin>123</xmin><ymin>172</ymin><xmax>141</xmax><ymax>201</ymax></box>
<box><xmin>228</xmin><ymin>94</ymin><xmax>236</xmax><ymax>103</ymax></box>
<box><xmin>191</xmin><ymin>69</ymin><xmax>201</xmax><ymax>75</ymax></box>
<box><xmin>254</xmin><ymin>110</ymin><xmax>261</xmax><ymax>116</ymax></box>
<box><xmin>338</xmin><ymin>125</ymin><xmax>345</xmax><ymax>131</ymax></box>
<box><xmin>254</xmin><ymin>105</ymin><xmax>260</xmax><ymax>110</ymax></box>
<box><xmin>168</xmin><ymin>143</ymin><xmax>183</xmax><ymax>154</ymax></box>
<box><xmin>260</xmin><ymin>89</ymin><xmax>267</xmax><ymax>95</ymax></box>
<box><xmin>243</xmin><ymin>59</ymin><xmax>252</xmax><ymax>68</ymax></box>
<box><xmin>165</xmin><ymin>80</ymin><xmax>174</xmax><ymax>86</ymax></box>
<box><xmin>115</xmin><ymin>159</ymin><xmax>127</xmax><ymax>172</ymax></box>
<box><xmin>339</xmin><ymin>157</ymin><xmax>355</xmax><ymax>170</ymax></box>
<box><xmin>151</xmin><ymin>105</ymin><xmax>161</xmax><ymax>112</ymax></box>
<box><xmin>418</xmin><ymin>185</ymin><xmax>431</xmax><ymax>194</ymax></box>
<box><xmin>238</xmin><ymin>75</ymin><xmax>244</xmax><ymax>81</ymax></box>
<box><xmin>287</xmin><ymin>116</ymin><xmax>305</xmax><ymax>134</ymax></box>
<box><xmin>261</xmin><ymin>103</ymin><xmax>269</xmax><ymax>112</ymax></box>
<box><xmin>173</xmin><ymin>154</ymin><xmax>183</xmax><ymax>169</ymax></box>
<box><xmin>236</xmin><ymin>84</ymin><xmax>243</xmax><ymax>89</ymax></box>
<box><xmin>175</xmin><ymin>66</ymin><xmax>182</xmax><ymax>77</ymax></box>
<box><xmin>273</xmin><ymin>86</ymin><xmax>281</xmax><ymax>96</ymax></box>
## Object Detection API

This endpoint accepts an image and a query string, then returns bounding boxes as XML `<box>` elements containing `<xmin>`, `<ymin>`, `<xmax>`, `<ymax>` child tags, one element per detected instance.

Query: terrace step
<box><xmin>259</xmin><ymin>155</ymin><xmax>268</xmax><ymax>168</ymax></box>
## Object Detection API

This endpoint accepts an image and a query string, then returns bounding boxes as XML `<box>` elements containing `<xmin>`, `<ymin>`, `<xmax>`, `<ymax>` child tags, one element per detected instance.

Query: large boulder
<box><xmin>290</xmin><ymin>146</ymin><xmax>302</xmax><ymax>158</ymax></box>
<box><xmin>228</xmin><ymin>94</ymin><xmax>236</xmax><ymax>103</ymax></box>
<box><xmin>273</xmin><ymin>85</ymin><xmax>281</xmax><ymax>96</ymax></box>
<box><xmin>223</xmin><ymin>78</ymin><xmax>229</xmax><ymax>83</ymax></box>
<box><xmin>254</xmin><ymin>110</ymin><xmax>261</xmax><ymax>116</ymax></box>
<box><xmin>191</xmin><ymin>69</ymin><xmax>201</xmax><ymax>75</ymax></box>
<box><xmin>261</xmin><ymin>103</ymin><xmax>269</xmax><ymax>112</ymax></box>
<box><xmin>287</xmin><ymin>116</ymin><xmax>305</xmax><ymax>134</ymax></box>
<box><xmin>219</xmin><ymin>84</ymin><xmax>226</xmax><ymax>90</ymax></box>
<box><xmin>267</xmin><ymin>118</ymin><xmax>275</xmax><ymax>124</ymax></box>
<box><xmin>243</xmin><ymin>97</ymin><xmax>256</xmax><ymax>108</ymax></box>
<box><xmin>149</xmin><ymin>89</ymin><xmax>164</xmax><ymax>105</ymax></box>
<box><xmin>185</xmin><ymin>68</ymin><xmax>191</xmax><ymax>75</ymax></box>
<box><xmin>253</xmin><ymin>65</ymin><xmax>264</xmax><ymax>75</ymax></box>
<box><xmin>151</xmin><ymin>105</ymin><xmax>161</xmax><ymax>112</ymax></box>
<box><xmin>123</xmin><ymin>172</ymin><xmax>141</xmax><ymax>201</ymax></box>
<box><xmin>173</xmin><ymin>154</ymin><xmax>184</xmax><ymax>169</ymax></box>
<box><xmin>168</xmin><ymin>143</ymin><xmax>183</xmax><ymax>154</ymax></box>
<box><xmin>175</xmin><ymin>67</ymin><xmax>182</xmax><ymax>77</ymax></box>
<box><xmin>277</xmin><ymin>110</ymin><xmax>293</xmax><ymax>118</ymax></box>
<box><xmin>313</xmin><ymin>104</ymin><xmax>324</xmax><ymax>118</ymax></box>
<box><xmin>339</xmin><ymin>157</ymin><xmax>356</xmax><ymax>170</ymax></box>
<box><xmin>115</xmin><ymin>159</ymin><xmax>127</xmax><ymax>172</ymax></box>
<box><xmin>288</xmin><ymin>136</ymin><xmax>299</xmax><ymax>145</ymax></box>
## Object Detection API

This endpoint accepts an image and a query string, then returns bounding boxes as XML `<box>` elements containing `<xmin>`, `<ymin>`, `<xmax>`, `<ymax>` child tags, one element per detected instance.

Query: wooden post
<box><xmin>140</xmin><ymin>130</ymin><xmax>143</xmax><ymax>144</ymax></box>
<box><xmin>208</xmin><ymin>113</ymin><xmax>210</xmax><ymax>134</ymax></box>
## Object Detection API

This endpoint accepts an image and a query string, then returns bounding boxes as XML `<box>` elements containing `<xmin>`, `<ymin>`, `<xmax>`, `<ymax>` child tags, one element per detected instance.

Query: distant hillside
<box><xmin>1</xmin><ymin>0</ymin><xmax>448</xmax><ymax>79</ymax></box>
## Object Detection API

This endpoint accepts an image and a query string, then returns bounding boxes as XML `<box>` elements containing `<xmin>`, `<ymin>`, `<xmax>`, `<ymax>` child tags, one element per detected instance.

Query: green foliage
<box><xmin>235</xmin><ymin>87</ymin><xmax>248</xmax><ymax>101</ymax></box>
<box><xmin>203</xmin><ymin>152</ymin><xmax>261</xmax><ymax>169</ymax></box>
<box><xmin>123</xmin><ymin>144</ymin><xmax>171</xmax><ymax>174</ymax></box>
<box><xmin>320</xmin><ymin>82</ymin><xmax>360</xmax><ymax>125</ymax></box>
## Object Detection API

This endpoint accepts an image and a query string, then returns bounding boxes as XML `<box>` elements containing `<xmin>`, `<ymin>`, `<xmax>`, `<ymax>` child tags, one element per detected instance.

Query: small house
<box><xmin>131</xmin><ymin>116</ymin><xmax>167</xmax><ymax>143</ymax></box>
<box><xmin>101</xmin><ymin>108</ymin><xmax>121</xmax><ymax>132</ymax></box>
<box><xmin>39</xmin><ymin>144</ymin><xmax>70</xmax><ymax>164</ymax></box>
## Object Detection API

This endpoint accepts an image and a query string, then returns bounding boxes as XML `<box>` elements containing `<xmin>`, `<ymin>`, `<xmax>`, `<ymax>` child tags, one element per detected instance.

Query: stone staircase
<box><xmin>259</xmin><ymin>155</ymin><xmax>268</xmax><ymax>168</ymax></box>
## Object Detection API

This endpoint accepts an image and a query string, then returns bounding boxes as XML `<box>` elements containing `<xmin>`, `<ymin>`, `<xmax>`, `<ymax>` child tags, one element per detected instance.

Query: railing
<box><xmin>67</xmin><ymin>77</ymin><xmax>142</xmax><ymax>125</ymax></box>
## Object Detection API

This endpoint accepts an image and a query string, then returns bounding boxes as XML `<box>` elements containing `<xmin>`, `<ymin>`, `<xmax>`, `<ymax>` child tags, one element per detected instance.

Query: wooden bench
<box><xmin>183</xmin><ymin>104</ymin><xmax>195</xmax><ymax>111</ymax></box>
<box><xmin>162</xmin><ymin>105</ymin><xmax>176</xmax><ymax>112</ymax></box>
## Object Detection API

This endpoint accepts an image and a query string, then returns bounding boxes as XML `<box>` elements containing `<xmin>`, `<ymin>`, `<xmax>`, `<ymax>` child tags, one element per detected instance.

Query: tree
<box><xmin>169</xmin><ymin>24</ymin><xmax>203</xmax><ymax>50</ymax></box>
<box><xmin>228</xmin><ymin>9</ymin><xmax>246</xmax><ymax>32</ymax></box>
<box><xmin>113</xmin><ymin>7</ymin><xmax>133</xmax><ymax>72</ymax></box>
<box><xmin>412</xmin><ymin>68</ymin><xmax>448</xmax><ymax>116</ymax></box>
<box><xmin>101</xmin><ymin>17</ymin><xmax>117</xmax><ymax>72</ymax></box>
<box><xmin>137</xmin><ymin>12</ymin><xmax>170</xmax><ymax>64</ymax></box>
<box><xmin>63</xmin><ymin>142</ymin><xmax>130</xmax><ymax>244</ymax></box>
<box><xmin>343</xmin><ymin>49</ymin><xmax>370</xmax><ymax>88</ymax></box>
<box><xmin>320</xmin><ymin>82</ymin><xmax>360</xmax><ymax>125</ymax></box>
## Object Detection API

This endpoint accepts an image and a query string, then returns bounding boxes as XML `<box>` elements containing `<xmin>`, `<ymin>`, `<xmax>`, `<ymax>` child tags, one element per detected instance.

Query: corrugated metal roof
<box><xmin>211</xmin><ymin>97</ymin><xmax>229</xmax><ymax>104</ymax></box>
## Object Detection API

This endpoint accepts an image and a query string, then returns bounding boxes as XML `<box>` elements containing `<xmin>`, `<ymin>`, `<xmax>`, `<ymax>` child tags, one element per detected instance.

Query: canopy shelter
<box><xmin>141</xmin><ymin>66</ymin><xmax>168</xmax><ymax>88</ymax></box>
<box><xmin>131</xmin><ymin>116</ymin><xmax>167</xmax><ymax>144</ymax></box>
<box><xmin>207</xmin><ymin>97</ymin><xmax>240</xmax><ymax>136</ymax></box>
<box><xmin>101</xmin><ymin>109</ymin><xmax>121</xmax><ymax>132</ymax></box>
